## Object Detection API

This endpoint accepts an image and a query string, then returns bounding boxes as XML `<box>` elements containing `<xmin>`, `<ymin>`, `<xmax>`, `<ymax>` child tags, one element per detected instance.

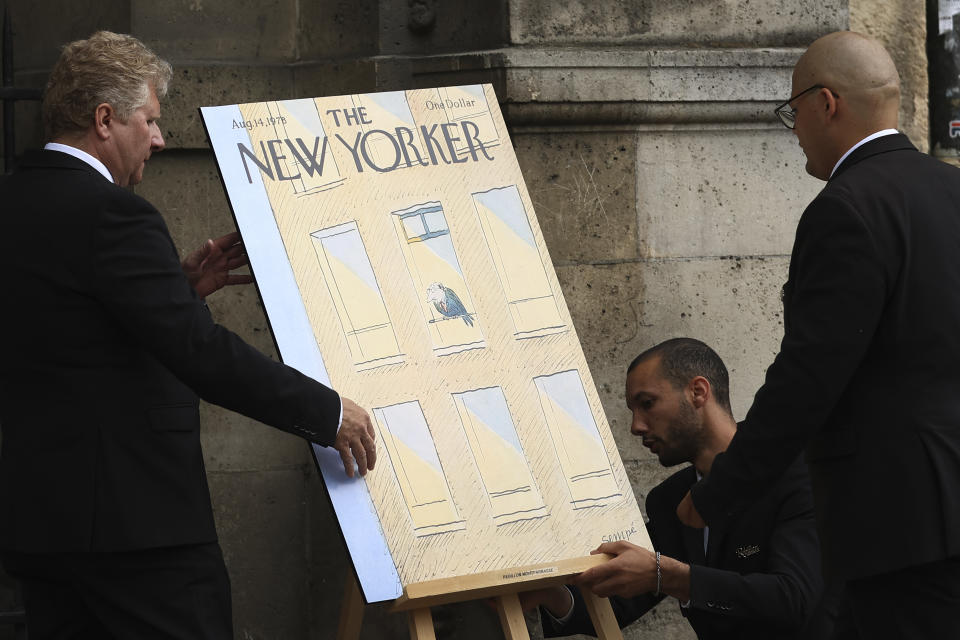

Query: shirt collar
<box><xmin>43</xmin><ymin>142</ymin><xmax>115</xmax><ymax>183</ymax></box>
<box><xmin>829</xmin><ymin>129</ymin><xmax>899</xmax><ymax>178</ymax></box>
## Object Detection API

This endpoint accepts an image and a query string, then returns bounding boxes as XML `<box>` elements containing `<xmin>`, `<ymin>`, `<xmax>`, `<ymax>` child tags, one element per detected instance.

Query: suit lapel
<box><xmin>675</xmin><ymin>467</ymin><xmax>708</xmax><ymax>564</ymax></box>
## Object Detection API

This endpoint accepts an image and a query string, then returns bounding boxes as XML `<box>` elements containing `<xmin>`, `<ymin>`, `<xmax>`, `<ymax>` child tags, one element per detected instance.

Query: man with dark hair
<box><xmin>679</xmin><ymin>31</ymin><xmax>960</xmax><ymax>639</ymax></box>
<box><xmin>0</xmin><ymin>31</ymin><xmax>375</xmax><ymax>638</ymax></box>
<box><xmin>525</xmin><ymin>338</ymin><xmax>825</xmax><ymax>639</ymax></box>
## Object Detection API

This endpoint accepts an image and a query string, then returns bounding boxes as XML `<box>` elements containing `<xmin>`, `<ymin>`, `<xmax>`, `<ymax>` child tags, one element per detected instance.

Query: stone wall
<box><xmin>0</xmin><ymin>1</ymin><xmax>929</xmax><ymax>639</ymax></box>
<box><xmin>851</xmin><ymin>0</ymin><xmax>929</xmax><ymax>150</ymax></box>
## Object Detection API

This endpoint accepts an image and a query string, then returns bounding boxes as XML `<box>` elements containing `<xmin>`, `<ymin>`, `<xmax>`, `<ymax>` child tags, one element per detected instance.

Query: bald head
<box><xmin>795</xmin><ymin>31</ymin><xmax>900</xmax><ymax>130</ymax></box>
<box><xmin>785</xmin><ymin>32</ymin><xmax>901</xmax><ymax>179</ymax></box>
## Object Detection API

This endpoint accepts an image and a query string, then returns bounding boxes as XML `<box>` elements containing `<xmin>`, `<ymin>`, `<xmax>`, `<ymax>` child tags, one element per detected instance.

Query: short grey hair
<box><xmin>43</xmin><ymin>31</ymin><xmax>172</xmax><ymax>139</ymax></box>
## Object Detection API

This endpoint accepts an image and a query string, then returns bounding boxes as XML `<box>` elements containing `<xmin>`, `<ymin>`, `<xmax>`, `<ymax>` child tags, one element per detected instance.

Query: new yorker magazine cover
<box><xmin>200</xmin><ymin>85</ymin><xmax>649</xmax><ymax>603</ymax></box>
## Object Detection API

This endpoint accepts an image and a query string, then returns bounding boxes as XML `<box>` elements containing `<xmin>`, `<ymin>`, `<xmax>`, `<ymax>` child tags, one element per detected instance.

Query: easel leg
<box><xmin>582</xmin><ymin>591</ymin><xmax>624</xmax><ymax>640</ymax></box>
<box><xmin>336</xmin><ymin>574</ymin><xmax>364</xmax><ymax>640</ymax></box>
<box><xmin>495</xmin><ymin>592</ymin><xmax>530</xmax><ymax>640</ymax></box>
<box><xmin>408</xmin><ymin>607</ymin><xmax>437</xmax><ymax>640</ymax></box>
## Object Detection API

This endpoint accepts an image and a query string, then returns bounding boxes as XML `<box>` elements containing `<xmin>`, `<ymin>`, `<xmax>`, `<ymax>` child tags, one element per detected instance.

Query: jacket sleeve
<box><xmin>691</xmin><ymin>192</ymin><xmax>889</xmax><ymax>524</ymax></box>
<box><xmin>88</xmin><ymin>190</ymin><xmax>341</xmax><ymax>445</ymax></box>
<box><xmin>687</xmin><ymin>465</ymin><xmax>822</xmax><ymax>631</ymax></box>
<box><xmin>541</xmin><ymin>585</ymin><xmax>665</xmax><ymax>638</ymax></box>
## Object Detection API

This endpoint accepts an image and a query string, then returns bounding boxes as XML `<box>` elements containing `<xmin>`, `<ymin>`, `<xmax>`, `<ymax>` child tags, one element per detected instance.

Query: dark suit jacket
<box><xmin>544</xmin><ymin>458</ymin><xmax>822</xmax><ymax>639</ymax></box>
<box><xmin>0</xmin><ymin>149</ymin><xmax>341</xmax><ymax>553</ymax></box>
<box><xmin>692</xmin><ymin>133</ymin><xmax>960</xmax><ymax>580</ymax></box>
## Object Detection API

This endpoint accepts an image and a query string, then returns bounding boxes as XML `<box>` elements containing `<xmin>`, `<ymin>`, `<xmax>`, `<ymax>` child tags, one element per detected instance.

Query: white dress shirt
<box><xmin>830</xmin><ymin>129</ymin><xmax>899</xmax><ymax>179</ymax></box>
<box><xmin>44</xmin><ymin>142</ymin><xmax>115</xmax><ymax>183</ymax></box>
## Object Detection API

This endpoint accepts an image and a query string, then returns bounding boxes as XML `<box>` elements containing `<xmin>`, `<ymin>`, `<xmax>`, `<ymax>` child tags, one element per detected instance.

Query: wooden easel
<box><xmin>336</xmin><ymin>555</ymin><xmax>624</xmax><ymax>640</ymax></box>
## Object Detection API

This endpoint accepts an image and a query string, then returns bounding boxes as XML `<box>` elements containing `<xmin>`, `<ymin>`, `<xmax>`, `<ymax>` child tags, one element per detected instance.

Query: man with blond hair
<box><xmin>0</xmin><ymin>31</ymin><xmax>376</xmax><ymax>638</ymax></box>
<box><xmin>677</xmin><ymin>31</ymin><xmax>960</xmax><ymax>638</ymax></box>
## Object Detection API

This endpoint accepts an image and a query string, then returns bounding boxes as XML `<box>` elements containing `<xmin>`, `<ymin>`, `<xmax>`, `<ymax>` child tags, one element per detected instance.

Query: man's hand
<box><xmin>676</xmin><ymin>490</ymin><xmax>706</xmax><ymax>529</ymax></box>
<box><xmin>574</xmin><ymin>541</ymin><xmax>658</xmax><ymax>598</ymax></box>
<box><xmin>335</xmin><ymin>396</ymin><xmax>377</xmax><ymax>478</ymax></box>
<box><xmin>575</xmin><ymin>541</ymin><xmax>690</xmax><ymax>602</ymax></box>
<box><xmin>181</xmin><ymin>231</ymin><xmax>253</xmax><ymax>298</ymax></box>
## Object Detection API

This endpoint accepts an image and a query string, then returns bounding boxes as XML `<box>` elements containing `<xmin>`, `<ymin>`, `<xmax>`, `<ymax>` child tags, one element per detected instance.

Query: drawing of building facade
<box><xmin>202</xmin><ymin>84</ymin><xmax>648</xmax><ymax>601</ymax></box>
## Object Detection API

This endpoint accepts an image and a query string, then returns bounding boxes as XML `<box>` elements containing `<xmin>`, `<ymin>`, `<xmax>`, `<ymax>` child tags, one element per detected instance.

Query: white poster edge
<box><xmin>199</xmin><ymin>103</ymin><xmax>402</xmax><ymax>603</ymax></box>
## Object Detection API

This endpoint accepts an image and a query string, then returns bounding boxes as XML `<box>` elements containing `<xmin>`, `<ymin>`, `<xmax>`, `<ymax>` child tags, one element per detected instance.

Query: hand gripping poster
<box><xmin>200</xmin><ymin>85</ymin><xmax>650</xmax><ymax>603</ymax></box>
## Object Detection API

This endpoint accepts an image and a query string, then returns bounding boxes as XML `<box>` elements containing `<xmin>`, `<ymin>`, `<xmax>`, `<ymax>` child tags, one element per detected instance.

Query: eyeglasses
<box><xmin>774</xmin><ymin>84</ymin><xmax>839</xmax><ymax>129</ymax></box>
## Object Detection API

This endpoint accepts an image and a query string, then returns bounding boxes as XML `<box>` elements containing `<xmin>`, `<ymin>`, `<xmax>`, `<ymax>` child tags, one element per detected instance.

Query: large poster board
<box><xmin>200</xmin><ymin>85</ymin><xmax>650</xmax><ymax>603</ymax></box>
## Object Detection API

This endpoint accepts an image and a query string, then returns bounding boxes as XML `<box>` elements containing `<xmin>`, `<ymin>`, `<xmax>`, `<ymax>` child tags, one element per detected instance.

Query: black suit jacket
<box><xmin>692</xmin><ymin>133</ymin><xmax>960</xmax><ymax>580</ymax></box>
<box><xmin>544</xmin><ymin>458</ymin><xmax>823</xmax><ymax>639</ymax></box>
<box><xmin>0</xmin><ymin>149</ymin><xmax>341</xmax><ymax>552</ymax></box>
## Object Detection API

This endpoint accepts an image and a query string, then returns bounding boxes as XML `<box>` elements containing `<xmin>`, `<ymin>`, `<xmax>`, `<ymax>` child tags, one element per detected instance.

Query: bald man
<box><xmin>676</xmin><ymin>31</ymin><xmax>960</xmax><ymax>639</ymax></box>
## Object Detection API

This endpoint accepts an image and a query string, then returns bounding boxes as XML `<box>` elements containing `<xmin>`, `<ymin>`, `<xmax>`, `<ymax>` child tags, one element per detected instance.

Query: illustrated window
<box><xmin>392</xmin><ymin>201</ymin><xmax>485</xmax><ymax>356</ymax></box>
<box><xmin>533</xmin><ymin>370</ymin><xmax>621</xmax><ymax>509</ymax></box>
<box><xmin>473</xmin><ymin>185</ymin><xmax>566</xmax><ymax>338</ymax></box>
<box><xmin>310</xmin><ymin>222</ymin><xmax>404</xmax><ymax>370</ymax></box>
<box><xmin>373</xmin><ymin>401</ymin><xmax>465</xmax><ymax>536</ymax></box>
<box><xmin>452</xmin><ymin>387</ymin><xmax>548</xmax><ymax>526</ymax></box>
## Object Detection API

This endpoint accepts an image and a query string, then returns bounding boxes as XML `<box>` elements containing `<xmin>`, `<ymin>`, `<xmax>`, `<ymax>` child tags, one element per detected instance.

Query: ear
<box><xmin>688</xmin><ymin>376</ymin><xmax>711</xmax><ymax>410</ymax></box>
<box><xmin>819</xmin><ymin>87</ymin><xmax>839</xmax><ymax>121</ymax></box>
<box><xmin>93</xmin><ymin>102</ymin><xmax>113</xmax><ymax>141</ymax></box>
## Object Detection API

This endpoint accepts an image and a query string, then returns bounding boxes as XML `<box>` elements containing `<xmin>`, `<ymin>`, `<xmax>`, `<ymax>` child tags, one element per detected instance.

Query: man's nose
<box><xmin>630</xmin><ymin>413</ymin><xmax>648</xmax><ymax>436</ymax></box>
<box><xmin>151</xmin><ymin>123</ymin><xmax>165</xmax><ymax>151</ymax></box>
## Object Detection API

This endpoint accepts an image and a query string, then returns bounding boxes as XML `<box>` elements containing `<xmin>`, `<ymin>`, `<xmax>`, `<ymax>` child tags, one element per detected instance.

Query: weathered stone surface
<box><xmin>850</xmin><ymin>0</ymin><xmax>929</xmax><ymax>151</ymax></box>
<box><xmin>397</xmin><ymin>47</ymin><xmax>804</xmax><ymax>126</ymax></box>
<box><xmin>132</xmin><ymin>150</ymin><xmax>237</xmax><ymax>249</ymax></box>
<box><xmin>155</xmin><ymin>61</ymin><xmax>380</xmax><ymax>149</ymax></box>
<box><xmin>131</xmin><ymin>0</ymin><xmax>298</xmax><ymax>62</ymax></box>
<box><xmin>5</xmin><ymin>0</ymin><xmax>130</xmax><ymax>70</ymax></box>
<box><xmin>208</xmin><ymin>468</ymin><xmax>310</xmax><ymax>638</ymax></box>
<box><xmin>623</xmin><ymin>599</ymin><xmax>697</xmax><ymax>639</ymax></box>
<box><xmin>636</xmin><ymin>127</ymin><xmax>823</xmax><ymax>259</ymax></box>
<box><xmin>297</xmin><ymin>0</ymin><xmax>379</xmax><ymax>59</ymax></box>
<box><xmin>556</xmin><ymin>256</ymin><xmax>789</xmax><ymax>454</ymax></box>
<box><xmin>501</xmin><ymin>48</ymin><xmax>799</xmax><ymax>104</ymax></box>
<box><xmin>294</xmin><ymin>59</ymin><xmax>379</xmax><ymax>98</ymax></box>
<box><xmin>158</xmin><ymin>65</ymin><xmax>297</xmax><ymax>149</ymax></box>
<box><xmin>508</xmin><ymin>0</ymin><xmax>847</xmax><ymax>47</ymax></box>
<box><xmin>514</xmin><ymin>130</ymin><xmax>638</xmax><ymax>264</ymax></box>
<box><xmin>379</xmin><ymin>0</ymin><xmax>506</xmax><ymax>55</ymax></box>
